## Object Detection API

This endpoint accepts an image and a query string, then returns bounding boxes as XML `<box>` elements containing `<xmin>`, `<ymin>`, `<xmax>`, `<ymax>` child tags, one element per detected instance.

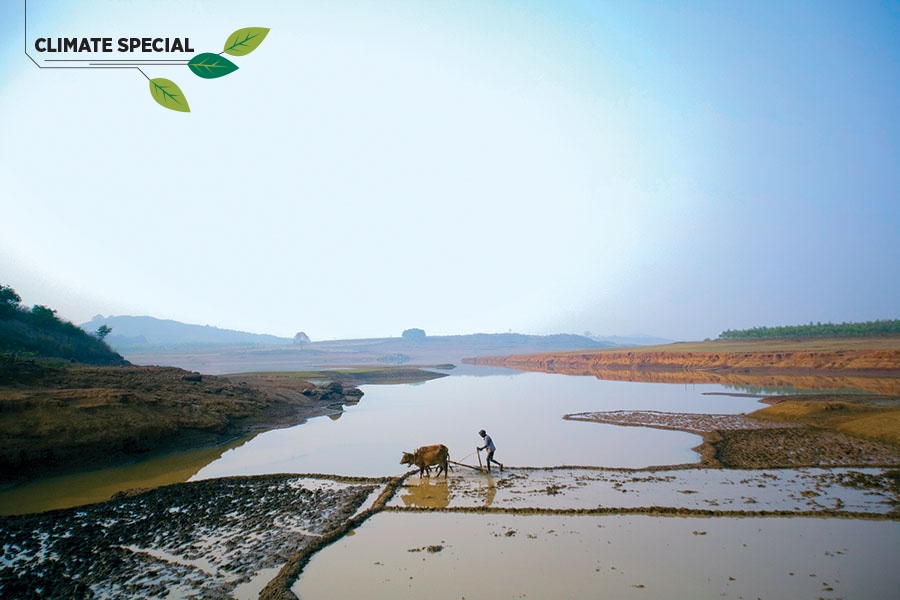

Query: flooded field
<box><xmin>4</xmin><ymin>467</ymin><xmax>896</xmax><ymax>599</ymax></box>
<box><xmin>387</xmin><ymin>466</ymin><xmax>899</xmax><ymax>514</ymax></box>
<box><xmin>295</xmin><ymin>511</ymin><xmax>900</xmax><ymax>600</ymax></box>
<box><xmin>1</xmin><ymin>367</ymin><xmax>897</xmax><ymax>599</ymax></box>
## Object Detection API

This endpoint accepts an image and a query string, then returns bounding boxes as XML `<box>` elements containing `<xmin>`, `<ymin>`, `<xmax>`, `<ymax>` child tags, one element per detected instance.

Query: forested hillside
<box><xmin>0</xmin><ymin>284</ymin><xmax>127</xmax><ymax>367</ymax></box>
<box><xmin>719</xmin><ymin>319</ymin><xmax>900</xmax><ymax>340</ymax></box>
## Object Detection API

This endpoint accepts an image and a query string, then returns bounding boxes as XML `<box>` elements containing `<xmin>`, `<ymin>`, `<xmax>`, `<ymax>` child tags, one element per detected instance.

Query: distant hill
<box><xmin>120</xmin><ymin>329</ymin><xmax>616</xmax><ymax>374</ymax></box>
<box><xmin>76</xmin><ymin>314</ymin><xmax>621</xmax><ymax>373</ymax></box>
<box><xmin>81</xmin><ymin>315</ymin><xmax>293</xmax><ymax>350</ymax></box>
<box><xmin>589</xmin><ymin>334</ymin><xmax>674</xmax><ymax>347</ymax></box>
<box><xmin>0</xmin><ymin>285</ymin><xmax>126</xmax><ymax>367</ymax></box>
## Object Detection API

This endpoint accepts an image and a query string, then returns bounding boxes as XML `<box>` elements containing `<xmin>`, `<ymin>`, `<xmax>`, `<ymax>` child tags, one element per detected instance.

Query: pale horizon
<box><xmin>2</xmin><ymin>1</ymin><xmax>898</xmax><ymax>343</ymax></box>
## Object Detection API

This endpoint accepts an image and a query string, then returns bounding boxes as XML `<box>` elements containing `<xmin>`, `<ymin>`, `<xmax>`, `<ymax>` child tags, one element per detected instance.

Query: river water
<box><xmin>194</xmin><ymin>368</ymin><xmax>757</xmax><ymax>480</ymax></box>
<box><xmin>1</xmin><ymin>367</ymin><xmax>801</xmax><ymax>515</ymax></box>
<box><xmin>3</xmin><ymin>367</ymin><xmax>898</xmax><ymax>600</ymax></box>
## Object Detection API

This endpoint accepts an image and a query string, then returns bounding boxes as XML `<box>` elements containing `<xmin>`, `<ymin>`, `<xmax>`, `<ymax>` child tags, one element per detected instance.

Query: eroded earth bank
<box><xmin>0</xmin><ymin>363</ymin><xmax>395</xmax><ymax>482</ymax></box>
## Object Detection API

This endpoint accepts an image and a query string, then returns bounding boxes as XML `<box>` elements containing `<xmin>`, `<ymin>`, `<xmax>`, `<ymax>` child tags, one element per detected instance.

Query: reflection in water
<box><xmin>194</xmin><ymin>373</ymin><xmax>719</xmax><ymax>481</ymax></box>
<box><xmin>1</xmin><ymin>369</ymin><xmax>880</xmax><ymax>515</ymax></box>
<box><xmin>400</xmin><ymin>478</ymin><xmax>450</xmax><ymax>508</ymax></box>
<box><xmin>0</xmin><ymin>435</ymin><xmax>253</xmax><ymax>516</ymax></box>
<box><xmin>478</xmin><ymin>475</ymin><xmax>497</xmax><ymax>508</ymax></box>
<box><xmin>505</xmin><ymin>363</ymin><xmax>900</xmax><ymax>395</ymax></box>
<box><xmin>399</xmin><ymin>473</ymin><xmax>497</xmax><ymax>509</ymax></box>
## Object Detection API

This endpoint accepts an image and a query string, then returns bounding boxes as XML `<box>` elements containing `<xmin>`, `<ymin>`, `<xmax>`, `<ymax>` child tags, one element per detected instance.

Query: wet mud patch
<box><xmin>0</xmin><ymin>474</ymin><xmax>386</xmax><ymax>599</ymax></box>
<box><xmin>2</xmin><ymin>466</ymin><xmax>897</xmax><ymax>599</ymax></box>
<box><xmin>713</xmin><ymin>427</ymin><xmax>900</xmax><ymax>468</ymax></box>
<box><xmin>564</xmin><ymin>409</ymin><xmax>798</xmax><ymax>434</ymax></box>
<box><xmin>386</xmin><ymin>467</ymin><xmax>900</xmax><ymax>517</ymax></box>
<box><xmin>565</xmin><ymin>409</ymin><xmax>900</xmax><ymax>468</ymax></box>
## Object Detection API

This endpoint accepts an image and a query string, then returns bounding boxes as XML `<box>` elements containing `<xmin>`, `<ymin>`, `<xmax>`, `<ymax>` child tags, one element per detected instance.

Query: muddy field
<box><xmin>1</xmin><ymin>465</ymin><xmax>897</xmax><ymax>600</ymax></box>
<box><xmin>2</xmin><ymin>406</ymin><xmax>898</xmax><ymax>600</ymax></box>
<box><xmin>0</xmin><ymin>474</ymin><xmax>393</xmax><ymax>599</ymax></box>
<box><xmin>3</xmin><ymin>367</ymin><xmax>899</xmax><ymax>599</ymax></box>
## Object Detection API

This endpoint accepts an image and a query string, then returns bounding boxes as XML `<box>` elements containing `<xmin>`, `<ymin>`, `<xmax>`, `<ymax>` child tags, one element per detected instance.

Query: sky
<box><xmin>1</xmin><ymin>0</ymin><xmax>898</xmax><ymax>342</ymax></box>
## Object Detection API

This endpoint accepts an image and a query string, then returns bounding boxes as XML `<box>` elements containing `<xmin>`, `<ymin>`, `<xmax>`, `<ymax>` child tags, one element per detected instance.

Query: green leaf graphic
<box><xmin>149</xmin><ymin>78</ymin><xmax>190</xmax><ymax>112</ymax></box>
<box><xmin>188</xmin><ymin>52</ymin><xmax>239</xmax><ymax>79</ymax></box>
<box><xmin>223</xmin><ymin>27</ymin><xmax>270</xmax><ymax>56</ymax></box>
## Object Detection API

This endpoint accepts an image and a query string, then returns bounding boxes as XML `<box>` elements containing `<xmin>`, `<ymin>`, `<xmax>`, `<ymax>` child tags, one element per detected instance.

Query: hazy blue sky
<box><xmin>1</xmin><ymin>0</ymin><xmax>898</xmax><ymax>341</ymax></box>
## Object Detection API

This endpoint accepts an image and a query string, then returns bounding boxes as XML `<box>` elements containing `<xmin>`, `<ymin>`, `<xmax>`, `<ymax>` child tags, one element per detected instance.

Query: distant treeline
<box><xmin>719</xmin><ymin>319</ymin><xmax>900</xmax><ymax>340</ymax></box>
<box><xmin>0</xmin><ymin>284</ymin><xmax>127</xmax><ymax>366</ymax></box>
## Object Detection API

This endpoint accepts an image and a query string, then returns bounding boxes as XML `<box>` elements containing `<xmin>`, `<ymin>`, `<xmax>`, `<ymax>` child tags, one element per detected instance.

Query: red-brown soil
<box><xmin>463</xmin><ymin>338</ymin><xmax>900</xmax><ymax>394</ymax></box>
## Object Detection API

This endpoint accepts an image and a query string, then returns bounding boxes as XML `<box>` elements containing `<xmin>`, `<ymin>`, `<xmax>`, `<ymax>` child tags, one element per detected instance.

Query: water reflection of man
<box><xmin>477</xmin><ymin>429</ymin><xmax>503</xmax><ymax>472</ymax></box>
<box><xmin>480</xmin><ymin>475</ymin><xmax>497</xmax><ymax>508</ymax></box>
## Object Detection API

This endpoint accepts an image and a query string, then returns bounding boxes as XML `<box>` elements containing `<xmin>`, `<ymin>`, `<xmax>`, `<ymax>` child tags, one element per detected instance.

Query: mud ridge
<box><xmin>381</xmin><ymin>504</ymin><xmax>898</xmax><ymax>520</ymax></box>
<box><xmin>259</xmin><ymin>473</ymin><xmax>411</xmax><ymax>600</ymax></box>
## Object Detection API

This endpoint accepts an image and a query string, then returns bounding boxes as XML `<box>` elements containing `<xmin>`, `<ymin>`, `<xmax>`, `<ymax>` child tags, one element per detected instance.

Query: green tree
<box><xmin>96</xmin><ymin>324</ymin><xmax>113</xmax><ymax>341</ymax></box>
<box><xmin>0</xmin><ymin>284</ymin><xmax>21</xmax><ymax>318</ymax></box>
<box><xmin>719</xmin><ymin>319</ymin><xmax>900</xmax><ymax>339</ymax></box>
<box><xmin>29</xmin><ymin>305</ymin><xmax>59</xmax><ymax>327</ymax></box>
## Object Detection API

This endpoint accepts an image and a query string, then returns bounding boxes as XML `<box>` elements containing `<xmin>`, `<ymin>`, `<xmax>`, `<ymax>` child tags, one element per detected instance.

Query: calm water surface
<box><xmin>1</xmin><ymin>369</ymin><xmax>790</xmax><ymax>514</ymax></box>
<box><xmin>192</xmin><ymin>370</ymin><xmax>767</xmax><ymax>480</ymax></box>
<box><xmin>295</xmin><ymin>512</ymin><xmax>900</xmax><ymax>600</ymax></box>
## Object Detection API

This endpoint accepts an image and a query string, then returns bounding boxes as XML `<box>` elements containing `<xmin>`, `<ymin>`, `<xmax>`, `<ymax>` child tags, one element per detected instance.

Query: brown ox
<box><xmin>400</xmin><ymin>444</ymin><xmax>450</xmax><ymax>478</ymax></box>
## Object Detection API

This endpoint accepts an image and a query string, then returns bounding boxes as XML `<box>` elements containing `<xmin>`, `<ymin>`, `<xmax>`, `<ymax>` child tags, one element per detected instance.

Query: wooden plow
<box><xmin>448</xmin><ymin>459</ymin><xmax>485</xmax><ymax>473</ymax></box>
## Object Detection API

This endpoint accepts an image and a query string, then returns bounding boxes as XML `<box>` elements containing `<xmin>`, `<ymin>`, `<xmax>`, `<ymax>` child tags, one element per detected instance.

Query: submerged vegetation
<box><xmin>720</xmin><ymin>319</ymin><xmax>900</xmax><ymax>340</ymax></box>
